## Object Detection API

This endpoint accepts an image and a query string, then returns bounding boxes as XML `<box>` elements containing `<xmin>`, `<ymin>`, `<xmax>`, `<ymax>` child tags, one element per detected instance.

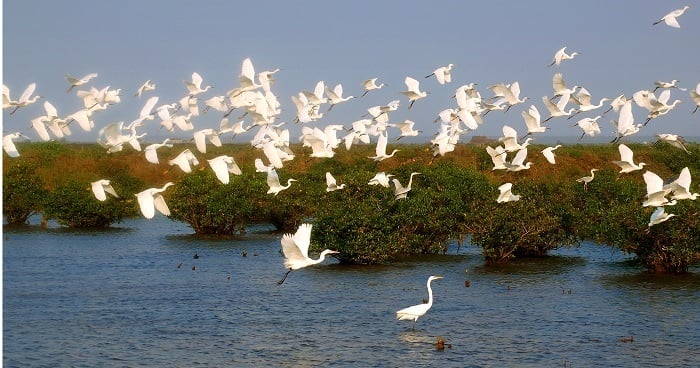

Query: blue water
<box><xmin>4</xmin><ymin>217</ymin><xmax>700</xmax><ymax>367</ymax></box>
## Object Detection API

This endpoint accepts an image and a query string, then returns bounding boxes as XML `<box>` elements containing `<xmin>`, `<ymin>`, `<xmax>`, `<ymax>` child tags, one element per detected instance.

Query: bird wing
<box><xmin>292</xmin><ymin>223</ymin><xmax>313</xmax><ymax>258</ymax></box>
<box><xmin>404</xmin><ymin>77</ymin><xmax>420</xmax><ymax>93</ymax></box>
<box><xmin>91</xmin><ymin>181</ymin><xmax>107</xmax><ymax>201</ymax></box>
<box><xmin>104</xmin><ymin>183</ymin><xmax>119</xmax><ymax>198</ymax></box>
<box><xmin>552</xmin><ymin>73</ymin><xmax>568</xmax><ymax>93</ymax></box>
<box><xmin>208</xmin><ymin>157</ymin><xmax>230</xmax><ymax>184</ymax></box>
<box><xmin>137</xmin><ymin>191</ymin><xmax>156</xmax><ymax>219</ymax></box>
<box><xmin>664</xmin><ymin>15</ymin><xmax>681</xmax><ymax>28</ymax></box>
<box><xmin>542</xmin><ymin>148</ymin><xmax>556</xmax><ymax>164</ymax></box>
<box><xmin>44</xmin><ymin>101</ymin><xmax>58</xmax><ymax>117</ymax></box>
<box><xmin>144</xmin><ymin>147</ymin><xmax>160</xmax><ymax>164</ymax></box>
<box><xmin>511</xmin><ymin>148</ymin><xmax>528</xmax><ymax>166</ymax></box>
<box><xmin>281</xmin><ymin>233</ymin><xmax>307</xmax><ymax>268</ymax></box>
<box><xmin>153</xmin><ymin>194</ymin><xmax>170</xmax><ymax>216</ymax></box>
<box><xmin>396</xmin><ymin>303</ymin><xmax>429</xmax><ymax>320</ymax></box>
<box><xmin>139</xmin><ymin>96</ymin><xmax>159</xmax><ymax>119</ymax></box>
<box><xmin>618</xmin><ymin>143</ymin><xmax>634</xmax><ymax>163</ymax></box>
<box><xmin>266</xmin><ymin>168</ymin><xmax>282</xmax><ymax>189</ymax></box>
<box><xmin>326</xmin><ymin>172</ymin><xmax>337</xmax><ymax>187</ymax></box>
<box><xmin>643</xmin><ymin>171</ymin><xmax>664</xmax><ymax>194</ymax></box>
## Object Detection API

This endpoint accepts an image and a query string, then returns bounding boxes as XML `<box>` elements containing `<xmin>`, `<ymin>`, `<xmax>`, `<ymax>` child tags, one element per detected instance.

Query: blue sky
<box><xmin>3</xmin><ymin>0</ymin><xmax>699</xmax><ymax>144</ymax></box>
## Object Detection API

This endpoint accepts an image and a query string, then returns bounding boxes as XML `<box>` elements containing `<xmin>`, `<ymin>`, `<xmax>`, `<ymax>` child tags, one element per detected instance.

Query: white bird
<box><xmin>664</xmin><ymin>167</ymin><xmax>698</xmax><ymax>201</ymax></box>
<box><xmin>521</xmin><ymin>105</ymin><xmax>547</xmax><ymax>137</ymax></box>
<box><xmin>642</xmin><ymin>171</ymin><xmax>676</xmax><ymax>207</ymax></box>
<box><xmin>208</xmin><ymin>155</ymin><xmax>242</xmax><ymax>184</ymax></box>
<box><xmin>486</xmin><ymin>145</ymin><xmax>508</xmax><ymax>170</ymax></box>
<box><xmin>576</xmin><ymin>169</ymin><xmax>598</xmax><ymax>191</ymax></box>
<box><xmin>690</xmin><ymin>82</ymin><xmax>700</xmax><ymax>113</ymax></box>
<box><xmin>266</xmin><ymin>168</ymin><xmax>296</xmax><ymax>196</ymax></box>
<box><xmin>497</xmin><ymin>183</ymin><xmax>520</xmax><ymax>203</ymax></box>
<box><xmin>369</xmin><ymin>132</ymin><xmax>400</xmax><ymax>161</ymax></box>
<box><xmin>184</xmin><ymin>72</ymin><xmax>212</xmax><ymax>96</ymax></box>
<box><xmin>7</xmin><ymin>83</ymin><xmax>41</xmax><ymax>115</ymax></box>
<box><xmin>569</xmin><ymin>87</ymin><xmax>610</xmax><ymax>119</ymax></box>
<box><xmin>488</xmin><ymin>81</ymin><xmax>527</xmax><ymax>111</ymax></box>
<box><xmin>144</xmin><ymin>139</ymin><xmax>173</xmax><ymax>164</ymax></box>
<box><xmin>648</xmin><ymin>207</ymin><xmax>675</xmax><ymax>227</ymax></box>
<box><xmin>611</xmin><ymin>101</ymin><xmax>641</xmax><ymax>143</ymax></box>
<box><xmin>193</xmin><ymin>128</ymin><xmax>222</xmax><ymax>153</ymax></box>
<box><xmin>168</xmin><ymin>149</ymin><xmax>199</xmax><ymax>173</ymax></box>
<box><xmin>368</xmin><ymin>172</ymin><xmax>394</xmax><ymax>188</ymax></box>
<box><xmin>392</xmin><ymin>120</ymin><xmax>422</xmax><ymax>140</ymax></box>
<box><xmin>573</xmin><ymin>115</ymin><xmax>602</xmax><ymax>140</ymax></box>
<box><xmin>277</xmin><ymin>223</ymin><xmax>339</xmax><ymax>285</ymax></box>
<box><xmin>541</xmin><ymin>145</ymin><xmax>562</xmax><ymax>164</ymax></box>
<box><xmin>542</xmin><ymin>93</ymin><xmax>576</xmax><ymax>122</ymax></box>
<box><xmin>91</xmin><ymin>179</ymin><xmax>119</xmax><ymax>201</ymax></box>
<box><xmin>654</xmin><ymin>133</ymin><xmax>690</xmax><ymax>154</ymax></box>
<box><xmin>65</xmin><ymin>73</ymin><xmax>98</xmax><ymax>93</ymax></box>
<box><xmin>653</xmin><ymin>5</ymin><xmax>691</xmax><ymax>28</ymax></box>
<box><xmin>653</xmin><ymin>79</ymin><xmax>686</xmax><ymax>92</ymax></box>
<box><xmin>325</xmin><ymin>172</ymin><xmax>346</xmax><ymax>192</ymax></box>
<box><xmin>396</xmin><ymin>276</ymin><xmax>443</xmax><ymax>330</ymax></box>
<box><xmin>612</xmin><ymin>144</ymin><xmax>646</xmax><ymax>174</ymax></box>
<box><xmin>551</xmin><ymin>73</ymin><xmax>579</xmax><ymax>100</ymax></box>
<box><xmin>135</xmin><ymin>80</ymin><xmax>156</xmax><ymax>97</ymax></box>
<box><xmin>325</xmin><ymin>83</ymin><xmax>354</xmax><ymax>111</ymax></box>
<box><xmin>547</xmin><ymin>46</ymin><xmax>580</xmax><ymax>67</ymax></box>
<box><xmin>400</xmin><ymin>77</ymin><xmax>428</xmax><ymax>109</ymax></box>
<box><xmin>361</xmin><ymin>77</ymin><xmax>385</xmax><ymax>97</ymax></box>
<box><xmin>425</xmin><ymin>64</ymin><xmax>454</xmax><ymax>84</ymax></box>
<box><xmin>392</xmin><ymin>172</ymin><xmax>421</xmax><ymax>200</ymax></box>
<box><xmin>3</xmin><ymin>132</ymin><xmax>30</xmax><ymax>157</ymax></box>
<box><xmin>505</xmin><ymin>147</ymin><xmax>533</xmax><ymax>172</ymax></box>
<box><xmin>499</xmin><ymin>125</ymin><xmax>533</xmax><ymax>152</ymax></box>
<box><xmin>135</xmin><ymin>182</ymin><xmax>174</xmax><ymax>219</ymax></box>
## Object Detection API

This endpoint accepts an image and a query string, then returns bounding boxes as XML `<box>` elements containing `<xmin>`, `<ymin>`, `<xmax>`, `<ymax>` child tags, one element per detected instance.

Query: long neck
<box><xmin>407</xmin><ymin>174</ymin><xmax>417</xmax><ymax>188</ymax></box>
<box><xmin>426</xmin><ymin>280</ymin><xmax>435</xmax><ymax>308</ymax></box>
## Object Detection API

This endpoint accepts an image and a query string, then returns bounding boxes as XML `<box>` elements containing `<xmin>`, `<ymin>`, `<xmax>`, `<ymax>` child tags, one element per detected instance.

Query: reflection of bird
<box><xmin>278</xmin><ymin>223</ymin><xmax>339</xmax><ymax>285</ymax></box>
<box><xmin>396</xmin><ymin>276</ymin><xmax>443</xmax><ymax>330</ymax></box>
<box><xmin>91</xmin><ymin>179</ymin><xmax>119</xmax><ymax>201</ymax></box>
<box><xmin>135</xmin><ymin>182</ymin><xmax>174</xmax><ymax>219</ymax></box>
<box><xmin>576</xmin><ymin>169</ymin><xmax>598</xmax><ymax>191</ymax></box>
<box><xmin>653</xmin><ymin>5</ymin><xmax>691</xmax><ymax>28</ymax></box>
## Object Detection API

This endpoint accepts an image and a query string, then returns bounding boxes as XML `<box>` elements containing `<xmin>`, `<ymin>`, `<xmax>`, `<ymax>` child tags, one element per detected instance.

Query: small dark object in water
<box><xmin>435</xmin><ymin>336</ymin><xmax>452</xmax><ymax>350</ymax></box>
<box><xmin>227</xmin><ymin>275</ymin><xmax>231</xmax><ymax>280</ymax></box>
<box><xmin>621</xmin><ymin>336</ymin><xmax>634</xmax><ymax>343</ymax></box>
<box><xmin>191</xmin><ymin>266</ymin><xmax>196</xmax><ymax>270</ymax></box>
<box><xmin>193</xmin><ymin>253</ymin><xmax>199</xmax><ymax>259</ymax></box>
<box><xmin>464</xmin><ymin>280</ymin><xmax>470</xmax><ymax>287</ymax></box>
<box><xmin>177</xmin><ymin>263</ymin><xmax>182</xmax><ymax>268</ymax></box>
<box><xmin>242</xmin><ymin>251</ymin><xmax>247</xmax><ymax>257</ymax></box>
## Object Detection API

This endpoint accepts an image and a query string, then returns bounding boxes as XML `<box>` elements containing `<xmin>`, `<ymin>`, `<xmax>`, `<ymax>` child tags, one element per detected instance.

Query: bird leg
<box><xmin>277</xmin><ymin>269</ymin><xmax>292</xmax><ymax>285</ymax></box>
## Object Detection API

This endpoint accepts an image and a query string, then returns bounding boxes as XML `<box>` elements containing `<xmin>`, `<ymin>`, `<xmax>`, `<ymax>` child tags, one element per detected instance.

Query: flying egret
<box><xmin>576</xmin><ymin>169</ymin><xmax>598</xmax><ymax>191</ymax></box>
<box><xmin>486</xmin><ymin>145</ymin><xmax>508</xmax><ymax>170</ymax></box>
<box><xmin>648</xmin><ymin>207</ymin><xmax>675</xmax><ymax>227</ymax></box>
<box><xmin>184</xmin><ymin>72</ymin><xmax>212</xmax><ymax>96</ymax></box>
<box><xmin>690</xmin><ymin>82</ymin><xmax>700</xmax><ymax>113</ymax></box>
<box><xmin>208</xmin><ymin>155</ymin><xmax>242</xmax><ymax>184</ymax></box>
<box><xmin>266</xmin><ymin>168</ymin><xmax>296</xmax><ymax>196</ymax></box>
<box><xmin>400</xmin><ymin>77</ymin><xmax>428</xmax><ymax>109</ymax></box>
<box><xmin>135</xmin><ymin>182</ymin><xmax>174</xmax><ymax>219</ymax></box>
<box><xmin>610</xmin><ymin>101</ymin><xmax>641</xmax><ymax>143</ymax></box>
<box><xmin>664</xmin><ymin>167</ymin><xmax>698</xmax><ymax>201</ymax></box>
<box><xmin>168</xmin><ymin>149</ymin><xmax>199</xmax><ymax>173</ymax></box>
<box><xmin>7</xmin><ymin>83</ymin><xmax>41</xmax><ymax>115</ymax></box>
<box><xmin>135</xmin><ymin>80</ymin><xmax>156</xmax><ymax>97</ymax></box>
<box><xmin>65</xmin><ymin>73</ymin><xmax>98</xmax><ymax>93</ymax></box>
<box><xmin>369</xmin><ymin>131</ymin><xmax>400</xmax><ymax>161</ymax></box>
<box><xmin>653</xmin><ymin>5</ymin><xmax>691</xmax><ymax>28</ymax></box>
<box><xmin>547</xmin><ymin>47</ymin><xmax>580</xmax><ymax>67</ymax></box>
<box><xmin>278</xmin><ymin>223</ymin><xmax>339</xmax><ymax>285</ymax></box>
<box><xmin>654</xmin><ymin>133</ymin><xmax>690</xmax><ymax>154</ymax></box>
<box><xmin>368</xmin><ymin>172</ymin><xmax>394</xmax><ymax>188</ymax></box>
<box><xmin>3</xmin><ymin>132</ymin><xmax>30</xmax><ymax>158</ymax></box>
<box><xmin>573</xmin><ymin>116</ymin><xmax>602</xmax><ymax>140</ymax></box>
<box><xmin>568</xmin><ymin>87</ymin><xmax>610</xmax><ymax>119</ymax></box>
<box><xmin>487</xmin><ymin>81</ymin><xmax>527</xmax><ymax>111</ymax></box>
<box><xmin>325</xmin><ymin>83</ymin><xmax>354</xmax><ymax>111</ymax></box>
<box><xmin>542</xmin><ymin>93</ymin><xmax>576</xmax><ymax>122</ymax></box>
<box><xmin>361</xmin><ymin>77</ymin><xmax>385</xmax><ymax>97</ymax></box>
<box><xmin>396</xmin><ymin>276</ymin><xmax>443</xmax><ymax>330</ymax></box>
<box><xmin>325</xmin><ymin>172</ymin><xmax>346</xmax><ymax>192</ymax></box>
<box><xmin>653</xmin><ymin>80</ymin><xmax>686</xmax><ymax>92</ymax></box>
<box><xmin>392</xmin><ymin>120</ymin><xmax>422</xmax><ymax>141</ymax></box>
<box><xmin>505</xmin><ymin>147</ymin><xmax>533</xmax><ymax>172</ymax></box>
<box><xmin>425</xmin><ymin>64</ymin><xmax>454</xmax><ymax>85</ymax></box>
<box><xmin>392</xmin><ymin>172</ymin><xmax>421</xmax><ymax>200</ymax></box>
<box><xmin>91</xmin><ymin>179</ymin><xmax>119</xmax><ymax>201</ymax></box>
<box><xmin>499</xmin><ymin>125</ymin><xmax>533</xmax><ymax>152</ymax></box>
<box><xmin>497</xmin><ymin>183</ymin><xmax>520</xmax><ymax>203</ymax></box>
<box><xmin>193</xmin><ymin>128</ymin><xmax>223</xmax><ymax>153</ymax></box>
<box><xmin>144</xmin><ymin>139</ymin><xmax>173</xmax><ymax>164</ymax></box>
<box><xmin>541</xmin><ymin>145</ymin><xmax>562</xmax><ymax>164</ymax></box>
<box><xmin>521</xmin><ymin>105</ymin><xmax>547</xmax><ymax>137</ymax></box>
<box><xmin>642</xmin><ymin>171</ymin><xmax>676</xmax><ymax>207</ymax></box>
<box><xmin>612</xmin><ymin>144</ymin><xmax>646</xmax><ymax>174</ymax></box>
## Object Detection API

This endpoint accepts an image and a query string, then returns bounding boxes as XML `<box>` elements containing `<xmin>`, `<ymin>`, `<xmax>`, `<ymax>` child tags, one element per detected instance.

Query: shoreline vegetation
<box><xmin>4</xmin><ymin>141</ymin><xmax>699</xmax><ymax>273</ymax></box>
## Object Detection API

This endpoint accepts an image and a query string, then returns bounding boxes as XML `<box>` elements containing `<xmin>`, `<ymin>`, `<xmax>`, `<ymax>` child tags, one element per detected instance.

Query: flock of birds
<box><xmin>2</xmin><ymin>4</ymin><xmax>698</xmax><ymax>329</ymax></box>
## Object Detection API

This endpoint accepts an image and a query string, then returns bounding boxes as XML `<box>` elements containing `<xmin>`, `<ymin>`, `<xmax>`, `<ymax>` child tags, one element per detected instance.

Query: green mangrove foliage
<box><xmin>3</xmin><ymin>162</ymin><xmax>48</xmax><ymax>224</ymax></box>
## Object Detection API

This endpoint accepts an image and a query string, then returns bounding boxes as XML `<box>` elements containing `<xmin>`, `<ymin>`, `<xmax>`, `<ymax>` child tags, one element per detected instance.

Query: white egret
<box><xmin>266</xmin><ymin>168</ymin><xmax>296</xmax><ymax>196</ymax></box>
<box><xmin>184</xmin><ymin>72</ymin><xmax>212</xmax><ymax>96</ymax></box>
<box><xmin>654</xmin><ymin>133</ymin><xmax>690</xmax><ymax>154</ymax></box>
<box><xmin>499</xmin><ymin>125</ymin><xmax>533</xmax><ymax>152</ymax></box>
<box><xmin>208</xmin><ymin>155</ymin><xmax>242</xmax><ymax>184</ymax></box>
<box><xmin>325</xmin><ymin>172</ymin><xmax>346</xmax><ymax>192</ymax></box>
<box><xmin>193</xmin><ymin>128</ymin><xmax>223</xmax><ymax>153</ymax></box>
<box><xmin>541</xmin><ymin>93</ymin><xmax>576</xmax><ymax>122</ymax></box>
<box><xmin>497</xmin><ymin>183</ymin><xmax>520</xmax><ymax>203</ymax></box>
<box><xmin>573</xmin><ymin>116</ymin><xmax>602</xmax><ymax>140</ymax></box>
<box><xmin>551</xmin><ymin>72</ymin><xmax>579</xmax><ymax>99</ymax></box>
<box><xmin>612</xmin><ymin>144</ymin><xmax>646</xmax><ymax>174</ymax></box>
<box><xmin>368</xmin><ymin>172</ymin><xmax>394</xmax><ymax>188</ymax></box>
<box><xmin>611</xmin><ymin>101</ymin><xmax>641</xmax><ymax>143</ymax></box>
<box><xmin>648</xmin><ymin>207</ymin><xmax>675</xmax><ymax>227</ymax></box>
<box><xmin>664</xmin><ymin>167</ymin><xmax>698</xmax><ymax>201</ymax></box>
<box><xmin>568</xmin><ymin>87</ymin><xmax>610</xmax><ymax>119</ymax></box>
<box><xmin>278</xmin><ymin>223</ymin><xmax>339</xmax><ymax>285</ymax></box>
<box><xmin>505</xmin><ymin>147</ymin><xmax>533</xmax><ymax>172</ymax></box>
<box><xmin>486</xmin><ymin>145</ymin><xmax>508</xmax><ymax>171</ymax></box>
<box><xmin>547</xmin><ymin>47</ymin><xmax>580</xmax><ymax>67</ymax></box>
<box><xmin>257</xmin><ymin>68</ymin><xmax>280</xmax><ymax>93</ymax></box>
<box><xmin>653</xmin><ymin>5</ymin><xmax>691</xmax><ymax>28</ymax></box>
<box><xmin>642</xmin><ymin>171</ymin><xmax>676</xmax><ymax>207</ymax></box>
<box><xmin>653</xmin><ymin>80</ymin><xmax>686</xmax><ymax>92</ymax></box>
<box><xmin>400</xmin><ymin>77</ymin><xmax>428</xmax><ymax>109</ymax></box>
<box><xmin>144</xmin><ymin>139</ymin><xmax>173</xmax><ymax>164</ymax></box>
<box><xmin>135</xmin><ymin>182</ymin><xmax>174</xmax><ymax>219</ymax></box>
<box><xmin>168</xmin><ymin>149</ymin><xmax>199</xmax><ymax>173</ymax></box>
<box><xmin>3</xmin><ymin>132</ymin><xmax>30</xmax><ymax>157</ymax></box>
<box><xmin>690</xmin><ymin>82</ymin><xmax>700</xmax><ymax>113</ymax></box>
<box><xmin>361</xmin><ymin>77</ymin><xmax>385</xmax><ymax>97</ymax></box>
<box><xmin>91</xmin><ymin>179</ymin><xmax>119</xmax><ymax>201</ymax></box>
<box><xmin>370</xmin><ymin>132</ymin><xmax>400</xmax><ymax>161</ymax></box>
<box><xmin>541</xmin><ymin>145</ymin><xmax>562</xmax><ymax>164</ymax></box>
<box><xmin>425</xmin><ymin>64</ymin><xmax>454</xmax><ymax>85</ymax></box>
<box><xmin>488</xmin><ymin>81</ymin><xmax>527</xmax><ymax>111</ymax></box>
<box><xmin>325</xmin><ymin>83</ymin><xmax>354</xmax><ymax>111</ymax></box>
<box><xmin>521</xmin><ymin>105</ymin><xmax>547</xmax><ymax>137</ymax></box>
<box><xmin>392</xmin><ymin>172</ymin><xmax>421</xmax><ymax>200</ymax></box>
<box><xmin>576</xmin><ymin>169</ymin><xmax>598</xmax><ymax>191</ymax></box>
<box><xmin>254</xmin><ymin>158</ymin><xmax>273</xmax><ymax>173</ymax></box>
<box><xmin>396</xmin><ymin>276</ymin><xmax>443</xmax><ymax>330</ymax></box>
<box><xmin>603</xmin><ymin>94</ymin><xmax>628</xmax><ymax>115</ymax></box>
<box><xmin>392</xmin><ymin>120</ymin><xmax>422</xmax><ymax>141</ymax></box>
<box><xmin>65</xmin><ymin>72</ymin><xmax>98</xmax><ymax>93</ymax></box>
<box><xmin>7</xmin><ymin>83</ymin><xmax>41</xmax><ymax>115</ymax></box>
<box><xmin>135</xmin><ymin>80</ymin><xmax>156</xmax><ymax>97</ymax></box>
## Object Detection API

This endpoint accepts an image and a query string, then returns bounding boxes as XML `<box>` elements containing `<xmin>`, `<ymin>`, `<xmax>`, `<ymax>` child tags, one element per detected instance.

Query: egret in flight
<box><xmin>425</xmin><ymin>64</ymin><xmax>454</xmax><ymax>85</ymax></box>
<box><xmin>135</xmin><ymin>182</ymin><xmax>174</xmax><ymax>219</ymax></box>
<box><xmin>396</xmin><ymin>276</ymin><xmax>443</xmax><ymax>330</ymax></box>
<box><xmin>400</xmin><ymin>77</ymin><xmax>428</xmax><ymax>109</ymax></box>
<box><xmin>91</xmin><ymin>179</ymin><xmax>119</xmax><ymax>201</ymax></box>
<box><xmin>547</xmin><ymin>46</ymin><xmax>580</xmax><ymax>67</ymax></box>
<box><xmin>278</xmin><ymin>223</ymin><xmax>339</xmax><ymax>285</ymax></box>
<box><xmin>653</xmin><ymin>5</ymin><xmax>691</xmax><ymax>28</ymax></box>
<box><xmin>612</xmin><ymin>144</ymin><xmax>646</xmax><ymax>174</ymax></box>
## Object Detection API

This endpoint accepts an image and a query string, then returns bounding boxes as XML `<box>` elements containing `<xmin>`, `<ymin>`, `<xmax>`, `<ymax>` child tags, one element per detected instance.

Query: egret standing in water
<box><xmin>396</xmin><ymin>276</ymin><xmax>443</xmax><ymax>330</ymax></box>
<box><xmin>278</xmin><ymin>223</ymin><xmax>339</xmax><ymax>285</ymax></box>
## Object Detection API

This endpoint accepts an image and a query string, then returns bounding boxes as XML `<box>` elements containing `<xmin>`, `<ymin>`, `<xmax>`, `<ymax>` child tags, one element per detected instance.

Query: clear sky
<box><xmin>3</xmin><ymin>0</ymin><xmax>699</xmax><ymax>144</ymax></box>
